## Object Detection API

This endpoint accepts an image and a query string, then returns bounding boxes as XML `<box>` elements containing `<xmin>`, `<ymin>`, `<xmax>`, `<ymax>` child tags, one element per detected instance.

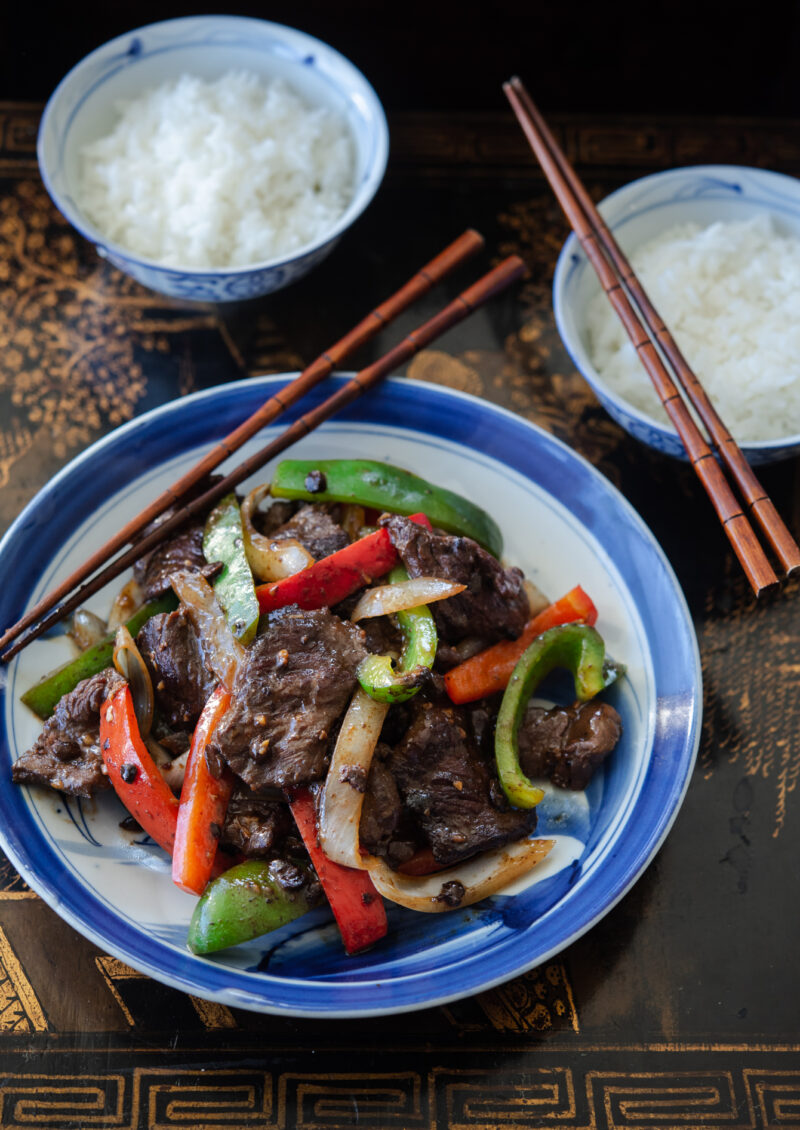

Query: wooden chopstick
<box><xmin>506</xmin><ymin>78</ymin><xmax>800</xmax><ymax>582</ymax></box>
<box><xmin>504</xmin><ymin>77</ymin><xmax>796</xmax><ymax>597</ymax></box>
<box><xmin>0</xmin><ymin>230</ymin><xmax>484</xmax><ymax>656</ymax></box>
<box><xmin>0</xmin><ymin>254</ymin><xmax>526</xmax><ymax>662</ymax></box>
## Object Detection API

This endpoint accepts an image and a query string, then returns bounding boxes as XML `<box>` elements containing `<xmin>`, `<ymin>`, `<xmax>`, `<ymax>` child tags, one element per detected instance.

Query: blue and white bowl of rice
<box><xmin>553</xmin><ymin>165</ymin><xmax>800</xmax><ymax>463</ymax></box>
<box><xmin>38</xmin><ymin>16</ymin><xmax>389</xmax><ymax>302</ymax></box>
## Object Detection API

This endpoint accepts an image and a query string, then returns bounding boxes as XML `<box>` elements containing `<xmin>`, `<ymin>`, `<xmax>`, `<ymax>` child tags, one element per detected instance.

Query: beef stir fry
<box><xmin>15</xmin><ymin>459</ymin><xmax>623</xmax><ymax>956</ymax></box>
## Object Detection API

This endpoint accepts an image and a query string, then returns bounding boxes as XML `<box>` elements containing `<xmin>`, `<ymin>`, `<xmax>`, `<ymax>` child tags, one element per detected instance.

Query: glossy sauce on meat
<box><xmin>12</xmin><ymin>668</ymin><xmax>124</xmax><ymax>796</ymax></box>
<box><xmin>380</xmin><ymin>514</ymin><xmax>529</xmax><ymax>642</ymax></box>
<box><xmin>206</xmin><ymin>605</ymin><xmax>367</xmax><ymax>792</ymax></box>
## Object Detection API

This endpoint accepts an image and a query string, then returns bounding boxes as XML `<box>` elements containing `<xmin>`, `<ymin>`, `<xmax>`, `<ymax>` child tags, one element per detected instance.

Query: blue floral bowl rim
<box><xmin>552</xmin><ymin>163</ymin><xmax>800</xmax><ymax>458</ymax></box>
<box><xmin>36</xmin><ymin>14</ymin><xmax>390</xmax><ymax>280</ymax></box>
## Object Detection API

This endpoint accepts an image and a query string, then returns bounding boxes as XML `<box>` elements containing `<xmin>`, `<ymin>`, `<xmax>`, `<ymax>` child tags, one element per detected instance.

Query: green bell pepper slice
<box><xmin>494</xmin><ymin>623</ymin><xmax>624</xmax><ymax>809</ymax></box>
<box><xmin>356</xmin><ymin>567</ymin><xmax>438</xmax><ymax>704</ymax></box>
<box><xmin>20</xmin><ymin>593</ymin><xmax>178</xmax><ymax>720</ymax></box>
<box><xmin>187</xmin><ymin>858</ymin><xmax>322</xmax><ymax>954</ymax></box>
<box><xmin>202</xmin><ymin>493</ymin><xmax>259</xmax><ymax>645</ymax></box>
<box><xmin>271</xmin><ymin>459</ymin><xmax>503</xmax><ymax>558</ymax></box>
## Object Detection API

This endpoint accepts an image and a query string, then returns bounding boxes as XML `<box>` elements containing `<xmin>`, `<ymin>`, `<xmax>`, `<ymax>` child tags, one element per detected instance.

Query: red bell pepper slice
<box><xmin>173</xmin><ymin>686</ymin><xmax>234</xmax><ymax>895</ymax></box>
<box><xmin>288</xmin><ymin>787</ymin><xmax>387</xmax><ymax>955</ymax></box>
<box><xmin>256</xmin><ymin>513</ymin><xmax>432</xmax><ymax>615</ymax></box>
<box><xmin>100</xmin><ymin>684</ymin><xmax>179</xmax><ymax>855</ymax></box>
<box><xmin>444</xmin><ymin>585</ymin><xmax>598</xmax><ymax>704</ymax></box>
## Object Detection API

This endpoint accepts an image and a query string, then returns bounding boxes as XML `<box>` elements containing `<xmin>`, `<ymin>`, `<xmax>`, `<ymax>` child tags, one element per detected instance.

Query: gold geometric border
<box><xmin>587</xmin><ymin>1070</ymin><xmax>747</xmax><ymax>1128</ymax></box>
<box><xmin>135</xmin><ymin>1069</ymin><xmax>273</xmax><ymax>1130</ymax></box>
<box><xmin>0</xmin><ymin>1064</ymin><xmax>797</xmax><ymax>1129</ymax></box>
<box><xmin>280</xmin><ymin>1072</ymin><xmax>424</xmax><ymax>1129</ymax></box>
<box><xmin>0</xmin><ymin>1074</ymin><xmax>126</xmax><ymax>1127</ymax></box>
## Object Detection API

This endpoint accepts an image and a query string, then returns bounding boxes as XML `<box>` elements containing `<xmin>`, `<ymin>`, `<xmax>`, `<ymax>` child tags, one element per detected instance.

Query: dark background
<box><xmin>3</xmin><ymin>0</ymin><xmax>800</xmax><ymax>117</ymax></box>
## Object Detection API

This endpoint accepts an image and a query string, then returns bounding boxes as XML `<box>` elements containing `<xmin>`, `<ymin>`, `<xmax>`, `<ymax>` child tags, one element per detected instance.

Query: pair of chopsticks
<box><xmin>0</xmin><ymin>232</ymin><xmax>526</xmax><ymax>661</ymax></box>
<box><xmin>504</xmin><ymin>76</ymin><xmax>800</xmax><ymax>598</ymax></box>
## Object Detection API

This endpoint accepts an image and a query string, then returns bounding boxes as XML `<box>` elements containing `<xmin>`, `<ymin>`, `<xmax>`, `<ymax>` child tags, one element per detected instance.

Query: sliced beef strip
<box><xmin>517</xmin><ymin>700</ymin><xmax>622</xmax><ymax>790</ymax></box>
<box><xmin>360</xmin><ymin>614</ymin><xmax>404</xmax><ymax>659</ymax></box>
<box><xmin>207</xmin><ymin>605</ymin><xmax>368</xmax><ymax>792</ymax></box>
<box><xmin>435</xmin><ymin>637</ymin><xmax>489</xmax><ymax>671</ymax></box>
<box><xmin>133</xmin><ymin>519</ymin><xmax>220</xmax><ymax>600</ymax></box>
<box><xmin>153</xmin><ymin>728</ymin><xmax>192</xmax><ymax>758</ymax></box>
<box><xmin>331</xmin><ymin>591</ymin><xmax>404</xmax><ymax>664</ymax></box>
<box><xmin>381</xmin><ymin>515</ymin><xmax>529</xmax><ymax>643</ymax></box>
<box><xmin>387</xmin><ymin>698</ymin><xmax>537</xmax><ymax>866</ymax></box>
<box><xmin>136</xmin><ymin>607</ymin><xmax>216</xmax><ymax>730</ymax></box>
<box><xmin>252</xmin><ymin>499</ymin><xmax>297</xmax><ymax>537</ymax></box>
<box><xmin>359</xmin><ymin>744</ymin><xmax>420</xmax><ymax>867</ymax></box>
<box><xmin>273</xmin><ymin>504</ymin><xmax>349</xmax><ymax>561</ymax></box>
<box><xmin>13</xmin><ymin>668</ymin><xmax>125</xmax><ymax>797</ymax></box>
<box><xmin>220</xmin><ymin>789</ymin><xmax>294</xmax><ymax>859</ymax></box>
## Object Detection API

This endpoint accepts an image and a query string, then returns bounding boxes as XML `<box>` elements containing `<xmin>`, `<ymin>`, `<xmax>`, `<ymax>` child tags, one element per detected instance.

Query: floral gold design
<box><xmin>406</xmin><ymin>350</ymin><xmax>484</xmax><ymax>397</ymax></box>
<box><xmin>0</xmin><ymin>180</ymin><xmax>219</xmax><ymax>488</ymax></box>
<box><xmin>476</xmin><ymin>961</ymin><xmax>578</xmax><ymax>1033</ymax></box>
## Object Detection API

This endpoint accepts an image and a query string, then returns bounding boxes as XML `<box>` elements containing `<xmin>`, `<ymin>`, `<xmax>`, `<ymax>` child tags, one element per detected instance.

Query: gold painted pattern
<box><xmin>283</xmin><ymin>1073</ymin><xmax>424</xmax><ymax>1129</ymax></box>
<box><xmin>188</xmin><ymin>995</ymin><xmax>238</xmax><ymax>1030</ymax></box>
<box><xmin>0</xmin><ymin>179</ymin><xmax>222</xmax><ymax>492</ymax></box>
<box><xmin>435</xmin><ymin>1067</ymin><xmax>577</xmax><ymax>1128</ymax></box>
<box><xmin>746</xmin><ymin>1070</ymin><xmax>800</xmax><ymax>1126</ymax></box>
<box><xmin>476</xmin><ymin>962</ymin><xmax>579</xmax><ymax>1033</ymax></box>
<box><xmin>95</xmin><ymin>957</ymin><xmax>140</xmax><ymax>1028</ymax></box>
<box><xmin>588</xmin><ymin>1070</ymin><xmax>745</xmax><ymax>1128</ymax></box>
<box><xmin>136</xmin><ymin>1068</ymin><xmax>272</xmax><ymax>1130</ymax></box>
<box><xmin>0</xmin><ymin>924</ymin><xmax>47</xmax><ymax>1031</ymax></box>
<box><xmin>0</xmin><ymin>1062</ymin><xmax>795</xmax><ymax>1129</ymax></box>
<box><xmin>0</xmin><ymin>1075</ymin><xmax>125</xmax><ymax>1127</ymax></box>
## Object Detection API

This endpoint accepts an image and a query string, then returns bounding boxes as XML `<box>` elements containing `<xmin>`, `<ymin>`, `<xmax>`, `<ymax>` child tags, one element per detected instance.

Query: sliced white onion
<box><xmin>241</xmin><ymin>483</ymin><xmax>314</xmax><ymax>582</ymax></box>
<box><xmin>170</xmin><ymin>571</ymin><xmax>245</xmax><ymax>691</ymax></box>
<box><xmin>364</xmin><ymin>837</ymin><xmax>554</xmax><ymax>912</ymax></box>
<box><xmin>523</xmin><ymin>579</ymin><xmax>550</xmax><ymax>618</ymax></box>
<box><xmin>350</xmin><ymin>577</ymin><xmax>466</xmax><ymax>622</ymax></box>
<box><xmin>319</xmin><ymin>687</ymin><xmax>389</xmax><ymax>868</ymax></box>
<box><xmin>113</xmin><ymin>625</ymin><xmax>154</xmax><ymax>738</ymax></box>
<box><xmin>107</xmin><ymin>578</ymin><xmax>144</xmax><ymax>632</ymax></box>
<box><xmin>69</xmin><ymin>608</ymin><xmax>108</xmax><ymax>651</ymax></box>
<box><xmin>155</xmin><ymin>746</ymin><xmax>190</xmax><ymax>793</ymax></box>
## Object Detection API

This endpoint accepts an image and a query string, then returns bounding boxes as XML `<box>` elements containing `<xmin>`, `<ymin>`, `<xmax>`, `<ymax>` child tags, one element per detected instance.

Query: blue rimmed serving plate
<box><xmin>0</xmin><ymin>375</ymin><xmax>701</xmax><ymax>1016</ymax></box>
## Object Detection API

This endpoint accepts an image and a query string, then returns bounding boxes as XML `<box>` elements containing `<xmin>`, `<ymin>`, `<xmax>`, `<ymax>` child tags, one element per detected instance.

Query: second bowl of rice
<box><xmin>37</xmin><ymin>16</ymin><xmax>389</xmax><ymax>302</ymax></box>
<box><xmin>552</xmin><ymin>164</ymin><xmax>800</xmax><ymax>463</ymax></box>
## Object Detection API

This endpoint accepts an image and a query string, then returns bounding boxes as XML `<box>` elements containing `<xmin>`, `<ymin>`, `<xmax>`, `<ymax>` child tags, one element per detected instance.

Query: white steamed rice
<box><xmin>586</xmin><ymin>213</ymin><xmax>800</xmax><ymax>442</ymax></box>
<box><xmin>79</xmin><ymin>71</ymin><xmax>354</xmax><ymax>269</ymax></box>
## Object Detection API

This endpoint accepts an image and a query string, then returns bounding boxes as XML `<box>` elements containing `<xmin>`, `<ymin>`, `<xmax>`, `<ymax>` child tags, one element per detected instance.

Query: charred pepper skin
<box><xmin>357</xmin><ymin>566</ymin><xmax>438</xmax><ymax>704</ymax></box>
<box><xmin>187</xmin><ymin>859</ymin><xmax>321</xmax><ymax>954</ymax></box>
<box><xmin>494</xmin><ymin>624</ymin><xmax>624</xmax><ymax>809</ymax></box>
<box><xmin>271</xmin><ymin>458</ymin><xmax>503</xmax><ymax>558</ymax></box>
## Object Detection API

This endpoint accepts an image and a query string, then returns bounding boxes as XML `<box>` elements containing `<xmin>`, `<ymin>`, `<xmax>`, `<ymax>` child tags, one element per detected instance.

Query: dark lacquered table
<box><xmin>0</xmin><ymin>104</ymin><xmax>799</xmax><ymax>1128</ymax></box>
